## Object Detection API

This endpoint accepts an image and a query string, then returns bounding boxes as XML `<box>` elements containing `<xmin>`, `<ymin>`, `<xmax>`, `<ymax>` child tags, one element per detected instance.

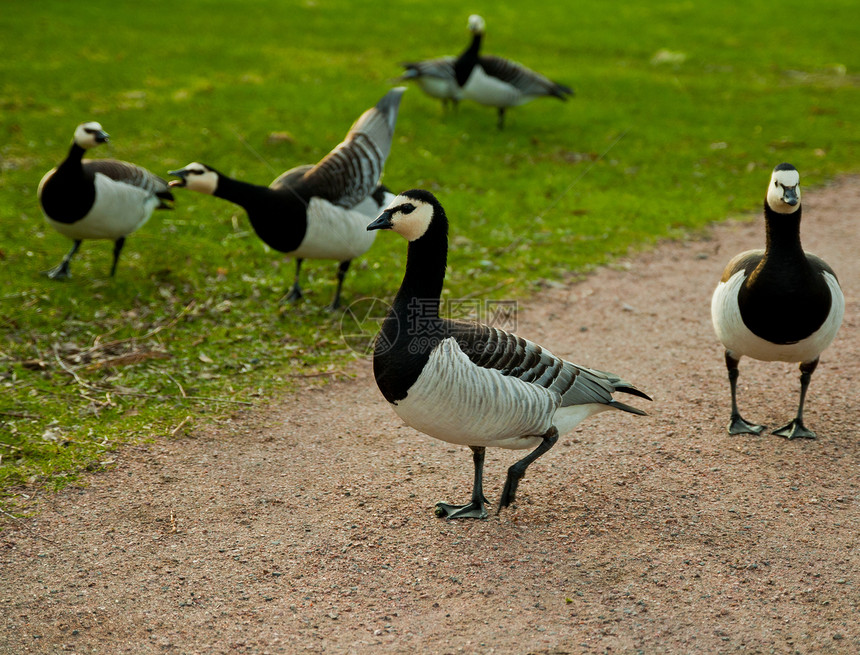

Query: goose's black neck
<box><xmin>762</xmin><ymin>201</ymin><xmax>805</xmax><ymax>260</ymax></box>
<box><xmin>212</xmin><ymin>173</ymin><xmax>307</xmax><ymax>253</ymax></box>
<box><xmin>374</xmin><ymin>208</ymin><xmax>450</xmax><ymax>403</ymax></box>
<box><xmin>63</xmin><ymin>143</ymin><xmax>86</xmax><ymax>167</ymax></box>
<box><xmin>454</xmin><ymin>31</ymin><xmax>483</xmax><ymax>86</ymax></box>
<box><xmin>391</xmin><ymin>226</ymin><xmax>448</xmax><ymax>317</ymax></box>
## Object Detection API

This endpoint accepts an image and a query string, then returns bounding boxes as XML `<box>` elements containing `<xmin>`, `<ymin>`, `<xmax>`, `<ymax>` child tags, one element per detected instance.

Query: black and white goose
<box><xmin>367</xmin><ymin>190</ymin><xmax>650</xmax><ymax>519</ymax></box>
<box><xmin>169</xmin><ymin>87</ymin><xmax>405</xmax><ymax>310</ymax></box>
<box><xmin>711</xmin><ymin>163</ymin><xmax>844</xmax><ymax>439</ymax></box>
<box><xmin>454</xmin><ymin>15</ymin><xmax>574</xmax><ymax>129</ymax></box>
<box><xmin>38</xmin><ymin>121</ymin><xmax>174</xmax><ymax>279</ymax></box>
<box><xmin>395</xmin><ymin>57</ymin><xmax>463</xmax><ymax>112</ymax></box>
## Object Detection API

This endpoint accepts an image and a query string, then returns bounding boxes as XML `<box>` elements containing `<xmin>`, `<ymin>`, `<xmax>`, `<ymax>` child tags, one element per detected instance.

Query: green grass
<box><xmin>1</xmin><ymin>0</ymin><xmax>859</xmax><ymax>504</ymax></box>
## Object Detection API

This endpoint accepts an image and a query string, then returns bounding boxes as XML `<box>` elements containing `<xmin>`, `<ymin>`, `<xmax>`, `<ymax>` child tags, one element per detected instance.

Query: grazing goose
<box><xmin>367</xmin><ymin>189</ymin><xmax>651</xmax><ymax>518</ymax></box>
<box><xmin>169</xmin><ymin>88</ymin><xmax>405</xmax><ymax>310</ymax></box>
<box><xmin>454</xmin><ymin>15</ymin><xmax>574</xmax><ymax>129</ymax></box>
<box><xmin>711</xmin><ymin>163</ymin><xmax>844</xmax><ymax>439</ymax></box>
<box><xmin>38</xmin><ymin>122</ymin><xmax>174</xmax><ymax>279</ymax></box>
<box><xmin>395</xmin><ymin>56</ymin><xmax>462</xmax><ymax>112</ymax></box>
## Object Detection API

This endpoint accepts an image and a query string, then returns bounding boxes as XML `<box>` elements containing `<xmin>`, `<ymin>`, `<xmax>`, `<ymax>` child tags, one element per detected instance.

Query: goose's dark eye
<box><xmin>400</xmin><ymin>203</ymin><xmax>416</xmax><ymax>215</ymax></box>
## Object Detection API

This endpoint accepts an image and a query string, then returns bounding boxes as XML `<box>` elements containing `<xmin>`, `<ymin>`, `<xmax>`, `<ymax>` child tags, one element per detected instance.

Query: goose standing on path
<box><xmin>454</xmin><ymin>15</ymin><xmax>574</xmax><ymax>129</ymax></box>
<box><xmin>711</xmin><ymin>163</ymin><xmax>844</xmax><ymax>439</ymax></box>
<box><xmin>395</xmin><ymin>56</ymin><xmax>462</xmax><ymax>112</ymax></box>
<box><xmin>38</xmin><ymin>122</ymin><xmax>174</xmax><ymax>279</ymax></box>
<box><xmin>366</xmin><ymin>190</ymin><xmax>650</xmax><ymax>519</ymax></box>
<box><xmin>169</xmin><ymin>87</ymin><xmax>405</xmax><ymax>310</ymax></box>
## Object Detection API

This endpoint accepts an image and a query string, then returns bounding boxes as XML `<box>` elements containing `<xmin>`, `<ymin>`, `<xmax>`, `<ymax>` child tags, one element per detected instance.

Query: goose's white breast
<box><xmin>462</xmin><ymin>67</ymin><xmax>525</xmax><ymax>107</ymax></box>
<box><xmin>292</xmin><ymin>197</ymin><xmax>377</xmax><ymax>260</ymax></box>
<box><xmin>418</xmin><ymin>76</ymin><xmax>462</xmax><ymax>100</ymax></box>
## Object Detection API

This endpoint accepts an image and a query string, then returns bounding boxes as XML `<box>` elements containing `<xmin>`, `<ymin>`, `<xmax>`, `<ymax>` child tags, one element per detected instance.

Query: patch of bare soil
<box><xmin>2</xmin><ymin>178</ymin><xmax>858</xmax><ymax>654</ymax></box>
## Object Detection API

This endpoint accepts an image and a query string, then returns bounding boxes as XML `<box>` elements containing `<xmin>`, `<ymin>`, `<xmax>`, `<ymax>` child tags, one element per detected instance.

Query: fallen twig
<box><xmin>288</xmin><ymin>371</ymin><xmax>340</xmax><ymax>378</ymax></box>
<box><xmin>53</xmin><ymin>348</ymin><xmax>102</xmax><ymax>392</ymax></box>
<box><xmin>0</xmin><ymin>508</ymin><xmax>58</xmax><ymax>544</ymax></box>
<box><xmin>78</xmin><ymin>299</ymin><xmax>197</xmax><ymax>358</ymax></box>
<box><xmin>165</xmin><ymin>372</ymin><xmax>187</xmax><ymax>398</ymax></box>
<box><xmin>0</xmin><ymin>411</ymin><xmax>37</xmax><ymax>420</ymax></box>
<box><xmin>170</xmin><ymin>415</ymin><xmax>192</xmax><ymax>436</ymax></box>
<box><xmin>113</xmin><ymin>389</ymin><xmax>252</xmax><ymax>405</ymax></box>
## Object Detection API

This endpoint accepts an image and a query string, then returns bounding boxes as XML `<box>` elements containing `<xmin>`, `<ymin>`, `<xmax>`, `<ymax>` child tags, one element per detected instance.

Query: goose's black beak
<box><xmin>367</xmin><ymin>210</ymin><xmax>394</xmax><ymax>231</ymax></box>
<box><xmin>95</xmin><ymin>131</ymin><xmax>110</xmax><ymax>144</ymax></box>
<box><xmin>168</xmin><ymin>169</ymin><xmax>187</xmax><ymax>188</ymax></box>
<box><xmin>783</xmin><ymin>186</ymin><xmax>799</xmax><ymax>206</ymax></box>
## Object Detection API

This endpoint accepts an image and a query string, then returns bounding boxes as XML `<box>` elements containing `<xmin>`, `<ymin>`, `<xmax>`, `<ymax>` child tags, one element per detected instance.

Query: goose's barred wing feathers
<box><xmin>85</xmin><ymin>160</ymin><xmax>174</xmax><ymax>206</ymax></box>
<box><xmin>478</xmin><ymin>55</ymin><xmax>573</xmax><ymax>99</ymax></box>
<box><xmin>449</xmin><ymin>322</ymin><xmax>649</xmax><ymax>413</ymax></box>
<box><xmin>399</xmin><ymin>57</ymin><xmax>457</xmax><ymax>81</ymax></box>
<box><xmin>302</xmin><ymin>88</ymin><xmax>405</xmax><ymax>209</ymax></box>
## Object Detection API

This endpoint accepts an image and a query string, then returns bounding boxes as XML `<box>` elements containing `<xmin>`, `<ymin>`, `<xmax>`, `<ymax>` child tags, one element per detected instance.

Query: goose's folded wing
<box><xmin>400</xmin><ymin>57</ymin><xmax>457</xmax><ymax>81</ymax></box>
<box><xmin>719</xmin><ymin>249</ymin><xmax>764</xmax><ymax>282</ymax></box>
<box><xmin>302</xmin><ymin>87</ymin><xmax>405</xmax><ymax>209</ymax></box>
<box><xmin>448</xmin><ymin>322</ymin><xmax>645</xmax><ymax>409</ymax></box>
<box><xmin>86</xmin><ymin>160</ymin><xmax>174</xmax><ymax>202</ymax></box>
<box><xmin>478</xmin><ymin>55</ymin><xmax>573</xmax><ymax>98</ymax></box>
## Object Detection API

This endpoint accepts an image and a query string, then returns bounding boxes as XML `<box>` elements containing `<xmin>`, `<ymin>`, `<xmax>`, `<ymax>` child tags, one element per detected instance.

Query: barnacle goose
<box><xmin>367</xmin><ymin>190</ymin><xmax>651</xmax><ymax>518</ymax></box>
<box><xmin>454</xmin><ymin>15</ymin><xmax>574</xmax><ymax>129</ymax></box>
<box><xmin>395</xmin><ymin>56</ymin><xmax>462</xmax><ymax>112</ymax></box>
<box><xmin>169</xmin><ymin>87</ymin><xmax>405</xmax><ymax>310</ymax></box>
<box><xmin>711</xmin><ymin>163</ymin><xmax>844</xmax><ymax>439</ymax></box>
<box><xmin>38</xmin><ymin>122</ymin><xmax>174</xmax><ymax>279</ymax></box>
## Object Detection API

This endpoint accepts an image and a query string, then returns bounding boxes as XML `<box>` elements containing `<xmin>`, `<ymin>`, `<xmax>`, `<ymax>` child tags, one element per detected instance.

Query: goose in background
<box><xmin>170</xmin><ymin>87</ymin><xmax>405</xmax><ymax>310</ymax></box>
<box><xmin>711</xmin><ymin>163</ymin><xmax>844</xmax><ymax>439</ymax></box>
<box><xmin>38</xmin><ymin>122</ymin><xmax>174</xmax><ymax>279</ymax></box>
<box><xmin>454</xmin><ymin>15</ymin><xmax>574</xmax><ymax>129</ymax></box>
<box><xmin>395</xmin><ymin>57</ymin><xmax>462</xmax><ymax>112</ymax></box>
<box><xmin>367</xmin><ymin>189</ymin><xmax>650</xmax><ymax>519</ymax></box>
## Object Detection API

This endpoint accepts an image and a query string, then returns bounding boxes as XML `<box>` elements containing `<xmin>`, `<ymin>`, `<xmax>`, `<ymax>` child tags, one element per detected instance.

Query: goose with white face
<box><xmin>168</xmin><ymin>162</ymin><xmax>219</xmax><ymax>194</ymax></box>
<box><xmin>74</xmin><ymin>122</ymin><xmax>109</xmax><ymax>149</ymax></box>
<box><xmin>366</xmin><ymin>193</ymin><xmax>434</xmax><ymax>242</ymax></box>
<box><xmin>766</xmin><ymin>164</ymin><xmax>801</xmax><ymax>214</ymax></box>
<box><xmin>468</xmin><ymin>14</ymin><xmax>485</xmax><ymax>34</ymax></box>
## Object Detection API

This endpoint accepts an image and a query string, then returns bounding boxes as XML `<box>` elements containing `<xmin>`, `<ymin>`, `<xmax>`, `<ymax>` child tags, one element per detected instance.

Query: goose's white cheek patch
<box><xmin>393</xmin><ymin>203</ymin><xmax>433</xmax><ymax>242</ymax></box>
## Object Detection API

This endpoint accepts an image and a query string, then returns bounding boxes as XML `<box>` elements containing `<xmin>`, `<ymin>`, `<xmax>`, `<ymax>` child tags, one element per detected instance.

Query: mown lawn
<box><xmin>1</xmin><ymin>0</ymin><xmax>858</xmax><ymax>504</ymax></box>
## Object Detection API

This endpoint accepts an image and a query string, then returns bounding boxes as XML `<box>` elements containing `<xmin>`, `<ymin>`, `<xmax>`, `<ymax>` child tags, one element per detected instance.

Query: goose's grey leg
<box><xmin>498</xmin><ymin>426</ymin><xmax>559</xmax><ymax>511</ymax></box>
<box><xmin>725</xmin><ymin>351</ymin><xmax>765</xmax><ymax>435</ymax></box>
<box><xmin>773</xmin><ymin>358</ymin><xmax>819</xmax><ymax>439</ymax></box>
<box><xmin>110</xmin><ymin>236</ymin><xmax>126</xmax><ymax>277</ymax></box>
<box><xmin>435</xmin><ymin>446</ymin><xmax>489</xmax><ymax>520</ymax></box>
<box><xmin>285</xmin><ymin>258</ymin><xmax>304</xmax><ymax>302</ymax></box>
<box><xmin>496</xmin><ymin>107</ymin><xmax>506</xmax><ymax>130</ymax></box>
<box><xmin>45</xmin><ymin>240</ymin><xmax>82</xmax><ymax>280</ymax></box>
<box><xmin>327</xmin><ymin>260</ymin><xmax>351</xmax><ymax>311</ymax></box>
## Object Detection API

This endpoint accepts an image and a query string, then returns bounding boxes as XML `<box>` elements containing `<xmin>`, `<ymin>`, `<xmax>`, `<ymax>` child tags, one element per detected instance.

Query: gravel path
<box><xmin>2</xmin><ymin>177</ymin><xmax>858</xmax><ymax>654</ymax></box>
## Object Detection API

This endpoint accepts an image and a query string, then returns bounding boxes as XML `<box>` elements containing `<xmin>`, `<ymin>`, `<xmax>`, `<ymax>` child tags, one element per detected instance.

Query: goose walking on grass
<box><xmin>454</xmin><ymin>15</ymin><xmax>574</xmax><ymax>129</ymax></box>
<box><xmin>395</xmin><ymin>56</ymin><xmax>462</xmax><ymax>112</ymax></box>
<box><xmin>367</xmin><ymin>189</ymin><xmax>650</xmax><ymax>519</ymax></box>
<box><xmin>38</xmin><ymin>122</ymin><xmax>174</xmax><ymax>279</ymax></box>
<box><xmin>711</xmin><ymin>163</ymin><xmax>844</xmax><ymax>439</ymax></box>
<box><xmin>169</xmin><ymin>87</ymin><xmax>405</xmax><ymax>310</ymax></box>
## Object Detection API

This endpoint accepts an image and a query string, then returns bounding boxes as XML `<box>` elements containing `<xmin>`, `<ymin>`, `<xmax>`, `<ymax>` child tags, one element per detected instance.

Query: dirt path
<box><xmin>2</xmin><ymin>178</ymin><xmax>859</xmax><ymax>654</ymax></box>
